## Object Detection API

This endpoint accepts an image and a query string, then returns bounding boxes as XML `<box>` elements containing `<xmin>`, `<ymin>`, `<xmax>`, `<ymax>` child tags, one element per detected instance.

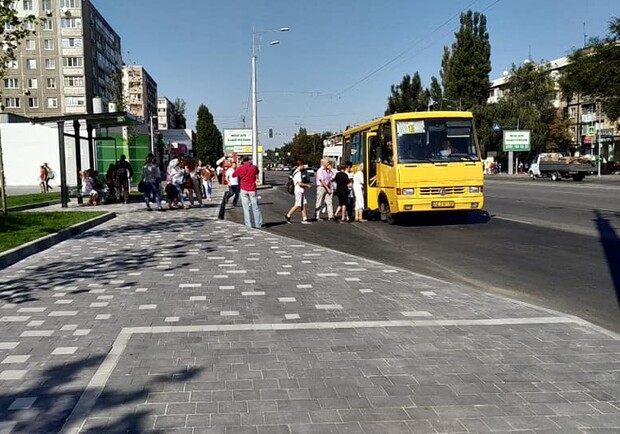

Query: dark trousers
<box><xmin>225</xmin><ymin>185</ymin><xmax>240</xmax><ymax>206</ymax></box>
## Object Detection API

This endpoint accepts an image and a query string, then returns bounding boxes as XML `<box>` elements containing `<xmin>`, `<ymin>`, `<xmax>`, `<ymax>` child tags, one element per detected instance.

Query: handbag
<box><xmin>183</xmin><ymin>175</ymin><xmax>194</xmax><ymax>190</ymax></box>
<box><xmin>138</xmin><ymin>179</ymin><xmax>145</xmax><ymax>193</ymax></box>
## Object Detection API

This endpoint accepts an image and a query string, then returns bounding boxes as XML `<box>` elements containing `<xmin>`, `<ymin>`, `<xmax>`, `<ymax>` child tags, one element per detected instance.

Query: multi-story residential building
<box><xmin>487</xmin><ymin>56</ymin><xmax>617</xmax><ymax>160</ymax></box>
<box><xmin>122</xmin><ymin>65</ymin><xmax>157</xmax><ymax>122</ymax></box>
<box><xmin>3</xmin><ymin>0</ymin><xmax>122</xmax><ymax>117</ymax></box>
<box><xmin>157</xmin><ymin>96</ymin><xmax>176</xmax><ymax>130</ymax></box>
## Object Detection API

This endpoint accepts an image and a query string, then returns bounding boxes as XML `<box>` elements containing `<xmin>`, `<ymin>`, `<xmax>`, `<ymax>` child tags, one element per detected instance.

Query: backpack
<box><xmin>286</xmin><ymin>176</ymin><xmax>295</xmax><ymax>194</ymax></box>
<box><xmin>48</xmin><ymin>170</ymin><xmax>56</xmax><ymax>180</ymax></box>
<box><xmin>115</xmin><ymin>165</ymin><xmax>128</xmax><ymax>180</ymax></box>
<box><xmin>301</xmin><ymin>169</ymin><xmax>310</xmax><ymax>184</ymax></box>
<box><xmin>92</xmin><ymin>177</ymin><xmax>104</xmax><ymax>190</ymax></box>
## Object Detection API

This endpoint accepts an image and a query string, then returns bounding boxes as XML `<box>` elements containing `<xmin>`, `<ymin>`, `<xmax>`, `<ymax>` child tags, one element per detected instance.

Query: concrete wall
<box><xmin>1</xmin><ymin>123</ymin><xmax>90</xmax><ymax>187</ymax></box>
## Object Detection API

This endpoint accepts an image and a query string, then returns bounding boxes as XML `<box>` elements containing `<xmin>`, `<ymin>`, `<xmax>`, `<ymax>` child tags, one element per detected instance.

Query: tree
<box><xmin>172</xmin><ymin>98</ymin><xmax>187</xmax><ymax>129</ymax></box>
<box><xmin>476</xmin><ymin>61</ymin><xmax>558</xmax><ymax>158</ymax></box>
<box><xmin>546</xmin><ymin>116</ymin><xmax>573</xmax><ymax>153</ymax></box>
<box><xmin>385</xmin><ymin>72</ymin><xmax>429</xmax><ymax>115</ymax></box>
<box><xmin>442</xmin><ymin>10</ymin><xmax>491</xmax><ymax>110</ymax></box>
<box><xmin>195</xmin><ymin>104</ymin><xmax>222</xmax><ymax>165</ymax></box>
<box><xmin>429</xmin><ymin>76</ymin><xmax>443</xmax><ymax>108</ymax></box>
<box><xmin>278</xmin><ymin>129</ymin><xmax>331</xmax><ymax>168</ymax></box>
<box><xmin>0</xmin><ymin>1</ymin><xmax>38</xmax><ymax>215</ymax></box>
<box><xmin>560</xmin><ymin>17</ymin><xmax>620</xmax><ymax>121</ymax></box>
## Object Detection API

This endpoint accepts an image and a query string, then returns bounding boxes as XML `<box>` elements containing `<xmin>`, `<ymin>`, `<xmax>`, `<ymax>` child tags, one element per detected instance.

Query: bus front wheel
<box><xmin>380</xmin><ymin>201</ymin><xmax>396</xmax><ymax>225</ymax></box>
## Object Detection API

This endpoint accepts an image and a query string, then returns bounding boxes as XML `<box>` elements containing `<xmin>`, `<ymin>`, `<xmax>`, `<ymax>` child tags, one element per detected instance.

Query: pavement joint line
<box><xmin>60</xmin><ymin>315</ymin><xmax>580</xmax><ymax>434</ymax></box>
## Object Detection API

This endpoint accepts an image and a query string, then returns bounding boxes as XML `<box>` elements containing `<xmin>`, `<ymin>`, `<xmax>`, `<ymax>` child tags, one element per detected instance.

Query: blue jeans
<box><xmin>174</xmin><ymin>184</ymin><xmax>186</xmax><ymax>206</ymax></box>
<box><xmin>225</xmin><ymin>185</ymin><xmax>240</xmax><ymax>206</ymax></box>
<box><xmin>240</xmin><ymin>189</ymin><xmax>263</xmax><ymax>228</ymax></box>
<box><xmin>144</xmin><ymin>181</ymin><xmax>161</xmax><ymax>208</ymax></box>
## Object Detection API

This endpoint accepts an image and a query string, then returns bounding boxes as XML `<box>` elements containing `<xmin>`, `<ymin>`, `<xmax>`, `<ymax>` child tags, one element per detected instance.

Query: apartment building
<box><xmin>122</xmin><ymin>65</ymin><xmax>157</xmax><ymax>122</ymax></box>
<box><xmin>3</xmin><ymin>0</ymin><xmax>122</xmax><ymax>117</ymax></box>
<box><xmin>157</xmin><ymin>96</ymin><xmax>176</xmax><ymax>130</ymax></box>
<box><xmin>487</xmin><ymin>56</ymin><xmax>617</xmax><ymax>158</ymax></box>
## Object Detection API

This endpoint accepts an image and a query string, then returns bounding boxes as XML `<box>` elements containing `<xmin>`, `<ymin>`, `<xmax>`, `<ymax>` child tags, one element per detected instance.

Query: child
<box><xmin>38</xmin><ymin>165</ymin><xmax>47</xmax><ymax>193</ymax></box>
<box><xmin>80</xmin><ymin>170</ymin><xmax>99</xmax><ymax>206</ymax></box>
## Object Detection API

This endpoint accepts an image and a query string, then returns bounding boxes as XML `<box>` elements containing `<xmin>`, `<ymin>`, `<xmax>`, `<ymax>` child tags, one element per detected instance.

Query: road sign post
<box><xmin>502</xmin><ymin>130</ymin><xmax>531</xmax><ymax>175</ymax></box>
<box><xmin>596</xmin><ymin>128</ymin><xmax>614</xmax><ymax>177</ymax></box>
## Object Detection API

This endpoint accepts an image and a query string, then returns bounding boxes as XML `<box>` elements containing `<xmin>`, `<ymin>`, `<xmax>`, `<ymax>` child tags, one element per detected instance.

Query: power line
<box><xmin>333</xmin><ymin>0</ymin><xmax>480</xmax><ymax>96</ymax></box>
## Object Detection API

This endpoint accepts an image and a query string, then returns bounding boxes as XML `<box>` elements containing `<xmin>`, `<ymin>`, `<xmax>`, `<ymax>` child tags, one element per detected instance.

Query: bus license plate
<box><xmin>432</xmin><ymin>201</ymin><xmax>455</xmax><ymax>208</ymax></box>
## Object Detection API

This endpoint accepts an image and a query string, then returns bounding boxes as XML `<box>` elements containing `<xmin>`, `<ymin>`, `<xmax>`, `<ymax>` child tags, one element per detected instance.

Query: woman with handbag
<box><xmin>185</xmin><ymin>159</ymin><xmax>203</xmax><ymax>207</ymax></box>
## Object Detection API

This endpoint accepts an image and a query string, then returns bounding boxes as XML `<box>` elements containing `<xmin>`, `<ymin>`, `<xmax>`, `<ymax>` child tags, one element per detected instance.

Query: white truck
<box><xmin>528</xmin><ymin>153</ymin><xmax>595</xmax><ymax>182</ymax></box>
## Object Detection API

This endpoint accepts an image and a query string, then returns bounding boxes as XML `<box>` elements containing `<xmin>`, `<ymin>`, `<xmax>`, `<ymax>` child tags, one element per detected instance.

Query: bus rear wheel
<box><xmin>380</xmin><ymin>201</ymin><xmax>396</xmax><ymax>225</ymax></box>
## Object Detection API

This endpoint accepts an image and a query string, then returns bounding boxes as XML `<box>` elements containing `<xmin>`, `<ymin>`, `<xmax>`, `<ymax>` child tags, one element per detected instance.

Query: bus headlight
<box><xmin>401</xmin><ymin>188</ymin><xmax>414</xmax><ymax>195</ymax></box>
<box><xmin>469</xmin><ymin>186</ymin><xmax>482</xmax><ymax>193</ymax></box>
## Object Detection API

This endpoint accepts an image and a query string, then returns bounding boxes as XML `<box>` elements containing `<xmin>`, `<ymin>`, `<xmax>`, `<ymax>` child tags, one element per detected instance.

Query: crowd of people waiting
<box><xmin>72</xmin><ymin>154</ymin><xmax>221</xmax><ymax>210</ymax></box>
<box><xmin>285</xmin><ymin>158</ymin><xmax>366</xmax><ymax>224</ymax></box>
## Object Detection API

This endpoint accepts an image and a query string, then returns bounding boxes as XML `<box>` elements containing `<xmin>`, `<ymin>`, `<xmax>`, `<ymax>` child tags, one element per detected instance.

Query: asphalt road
<box><xmin>225</xmin><ymin>171</ymin><xmax>620</xmax><ymax>333</ymax></box>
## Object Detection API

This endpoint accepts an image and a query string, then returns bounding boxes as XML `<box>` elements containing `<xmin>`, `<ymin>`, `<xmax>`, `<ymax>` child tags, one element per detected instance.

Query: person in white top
<box><xmin>353</xmin><ymin>165</ymin><xmax>366</xmax><ymax>222</ymax></box>
<box><xmin>224</xmin><ymin>161</ymin><xmax>240</xmax><ymax>206</ymax></box>
<box><xmin>284</xmin><ymin>160</ymin><xmax>312</xmax><ymax>224</ymax></box>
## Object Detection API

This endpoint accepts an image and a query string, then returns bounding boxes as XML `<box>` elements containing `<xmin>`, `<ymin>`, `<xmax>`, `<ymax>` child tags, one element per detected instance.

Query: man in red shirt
<box><xmin>232</xmin><ymin>157</ymin><xmax>264</xmax><ymax>228</ymax></box>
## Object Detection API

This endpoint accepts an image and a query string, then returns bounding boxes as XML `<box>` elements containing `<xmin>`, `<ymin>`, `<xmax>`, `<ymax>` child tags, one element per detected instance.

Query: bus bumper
<box><xmin>393</xmin><ymin>195</ymin><xmax>485</xmax><ymax>213</ymax></box>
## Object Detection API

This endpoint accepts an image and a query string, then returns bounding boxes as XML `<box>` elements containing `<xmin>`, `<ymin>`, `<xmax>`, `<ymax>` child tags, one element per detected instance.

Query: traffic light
<box><xmin>268</xmin><ymin>128</ymin><xmax>273</xmax><ymax>138</ymax></box>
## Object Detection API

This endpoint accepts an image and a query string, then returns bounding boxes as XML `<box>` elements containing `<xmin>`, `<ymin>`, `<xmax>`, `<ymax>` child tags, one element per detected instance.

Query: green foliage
<box><xmin>442</xmin><ymin>10</ymin><xmax>491</xmax><ymax>110</ymax></box>
<box><xmin>0</xmin><ymin>211</ymin><xmax>103</xmax><ymax>253</ymax></box>
<box><xmin>385</xmin><ymin>72</ymin><xmax>429</xmax><ymax>115</ymax></box>
<box><xmin>560</xmin><ymin>17</ymin><xmax>620</xmax><ymax>121</ymax></box>
<box><xmin>269</xmin><ymin>130</ymin><xmax>332</xmax><ymax>168</ymax></box>
<box><xmin>7</xmin><ymin>192</ymin><xmax>60</xmax><ymax>209</ymax></box>
<box><xmin>195</xmin><ymin>104</ymin><xmax>223</xmax><ymax>165</ymax></box>
<box><xmin>172</xmin><ymin>98</ymin><xmax>187</xmax><ymax>129</ymax></box>
<box><xmin>429</xmin><ymin>76</ymin><xmax>443</xmax><ymax>107</ymax></box>
<box><xmin>545</xmin><ymin>116</ymin><xmax>573</xmax><ymax>152</ymax></box>
<box><xmin>0</xmin><ymin>1</ymin><xmax>38</xmax><ymax>81</ymax></box>
<box><xmin>474</xmin><ymin>61</ymin><xmax>562</xmax><ymax>157</ymax></box>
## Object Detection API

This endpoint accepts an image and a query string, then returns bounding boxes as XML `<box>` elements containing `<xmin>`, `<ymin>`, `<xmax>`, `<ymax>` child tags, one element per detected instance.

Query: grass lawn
<box><xmin>0</xmin><ymin>211</ymin><xmax>104</xmax><ymax>253</ymax></box>
<box><xmin>7</xmin><ymin>192</ymin><xmax>61</xmax><ymax>209</ymax></box>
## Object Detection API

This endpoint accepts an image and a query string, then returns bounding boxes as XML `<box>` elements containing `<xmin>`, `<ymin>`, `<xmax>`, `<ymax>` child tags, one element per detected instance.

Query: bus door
<box><xmin>376</xmin><ymin>121</ymin><xmax>397</xmax><ymax>206</ymax></box>
<box><xmin>366</xmin><ymin>132</ymin><xmax>379</xmax><ymax>210</ymax></box>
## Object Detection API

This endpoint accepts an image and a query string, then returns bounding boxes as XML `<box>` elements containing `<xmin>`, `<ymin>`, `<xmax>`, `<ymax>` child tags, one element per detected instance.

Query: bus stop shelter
<box><xmin>31</xmin><ymin>112</ymin><xmax>142</xmax><ymax>208</ymax></box>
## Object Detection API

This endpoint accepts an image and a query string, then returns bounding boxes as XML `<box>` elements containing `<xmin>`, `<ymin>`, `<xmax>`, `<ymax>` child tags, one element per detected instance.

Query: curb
<box><xmin>0</xmin><ymin>211</ymin><xmax>116</xmax><ymax>270</ymax></box>
<box><xmin>8</xmin><ymin>200</ymin><xmax>61</xmax><ymax>212</ymax></box>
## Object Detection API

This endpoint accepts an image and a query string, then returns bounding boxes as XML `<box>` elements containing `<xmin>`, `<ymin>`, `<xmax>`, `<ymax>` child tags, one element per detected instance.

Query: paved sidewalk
<box><xmin>0</xmin><ymin>187</ymin><xmax>619</xmax><ymax>433</ymax></box>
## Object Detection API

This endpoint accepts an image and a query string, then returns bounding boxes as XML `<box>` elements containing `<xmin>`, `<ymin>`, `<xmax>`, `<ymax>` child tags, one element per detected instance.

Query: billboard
<box><xmin>502</xmin><ymin>130</ymin><xmax>531</xmax><ymax>152</ymax></box>
<box><xmin>224</xmin><ymin>129</ymin><xmax>253</xmax><ymax>151</ymax></box>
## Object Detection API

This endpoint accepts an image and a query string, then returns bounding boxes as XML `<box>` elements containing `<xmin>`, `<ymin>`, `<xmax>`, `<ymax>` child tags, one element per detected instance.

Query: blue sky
<box><xmin>92</xmin><ymin>0</ymin><xmax>617</xmax><ymax>149</ymax></box>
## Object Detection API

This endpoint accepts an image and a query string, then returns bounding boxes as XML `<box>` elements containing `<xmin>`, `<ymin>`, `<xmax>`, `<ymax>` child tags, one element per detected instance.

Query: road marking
<box><xmin>58</xmin><ymin>315</ymin><xmax>589</xmax><ymax>434</ymax></box>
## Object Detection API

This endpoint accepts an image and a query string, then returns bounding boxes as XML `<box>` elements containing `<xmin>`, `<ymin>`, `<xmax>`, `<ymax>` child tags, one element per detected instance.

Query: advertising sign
<box><xmin>502</xmin><ymin>130</ymin><xmax>531</xmax><ymax>151</ymax></box>
<box><xmin>224</xmin><ymin>129</ymin><xmax>253</xmax><ymax>151</ymax></box>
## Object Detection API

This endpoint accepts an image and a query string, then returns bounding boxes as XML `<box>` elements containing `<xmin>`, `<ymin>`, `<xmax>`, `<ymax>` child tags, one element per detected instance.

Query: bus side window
<box><xmin>379</xmin><ymin>123</ymin><xmax>393</xmax><ymax>165</ymax></box>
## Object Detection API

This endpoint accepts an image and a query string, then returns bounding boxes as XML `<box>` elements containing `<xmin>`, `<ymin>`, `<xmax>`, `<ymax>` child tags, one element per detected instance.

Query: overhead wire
<box><xmin>333</xmin><ymin>0</ymin><xmax>481</xmax><ymax>97</ymax></box>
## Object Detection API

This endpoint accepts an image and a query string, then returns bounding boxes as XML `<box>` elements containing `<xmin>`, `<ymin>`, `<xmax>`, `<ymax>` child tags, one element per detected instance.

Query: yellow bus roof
<box><xmin>343</xmin><ymin>111</ymin><xmax>474</xmax><ymax>135</ymax></box>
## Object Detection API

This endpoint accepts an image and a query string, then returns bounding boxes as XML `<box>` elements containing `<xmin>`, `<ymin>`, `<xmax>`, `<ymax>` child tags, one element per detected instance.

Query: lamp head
<box><xmin>279</xmin><ymin>27</ymin><xmax>290</xmax><ymax>32</ymax></box>
<box><xmin>269</xmin><ymin>40</ymin><xmax>280</xmax><ymax>46</ymax></box>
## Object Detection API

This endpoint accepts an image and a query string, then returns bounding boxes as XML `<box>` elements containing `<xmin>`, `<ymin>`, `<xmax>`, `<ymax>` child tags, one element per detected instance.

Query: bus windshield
<box><xmin>395</xmin><ymin>118</ymin><xmax>479</xmax><ymax>163</ymax></box>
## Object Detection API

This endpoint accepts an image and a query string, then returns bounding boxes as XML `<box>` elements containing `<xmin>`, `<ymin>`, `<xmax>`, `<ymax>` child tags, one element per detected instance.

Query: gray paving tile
<box><xmin>0</xmin><ymin>190</ymin><xmax>619</xmax><ymax>433</ymax></box>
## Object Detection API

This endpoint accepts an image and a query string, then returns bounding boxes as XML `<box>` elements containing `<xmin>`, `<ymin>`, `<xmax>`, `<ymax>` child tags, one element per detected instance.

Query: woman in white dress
<box><xmin>353</xmin><ymin>166</ymin><xmax>366</xmax><ymax>222</ymax></box>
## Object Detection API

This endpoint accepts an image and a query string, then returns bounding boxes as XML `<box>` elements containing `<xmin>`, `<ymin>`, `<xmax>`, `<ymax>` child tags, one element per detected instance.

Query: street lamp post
<box><xmin>251</xmin><ymin>26</ymin><xmax>289</xmax><ymax>184</ymax></box>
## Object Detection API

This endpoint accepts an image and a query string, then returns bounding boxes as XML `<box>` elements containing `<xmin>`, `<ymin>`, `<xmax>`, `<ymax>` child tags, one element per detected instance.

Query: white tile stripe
<box><xmin>60</xmin><ymin>315</ymin><xmax>582</xmax><ymax>434</ymax></box>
